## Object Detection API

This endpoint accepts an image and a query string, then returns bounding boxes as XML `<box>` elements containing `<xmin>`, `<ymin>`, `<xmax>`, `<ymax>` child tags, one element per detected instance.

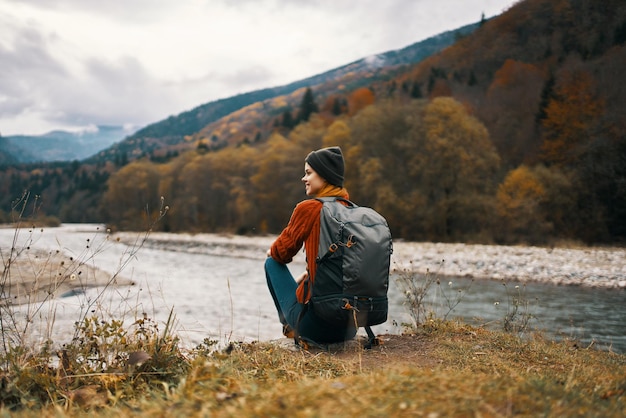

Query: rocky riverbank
<box><xmin>133</xmin><ymin>232</ymin><xmax>626</xmax><ymax>289</ymax></box>
<box><xmin>5</xmin><ymin>226</ymin><xmax>624</xmax><ymax>308</ymax></box>
<box><xmin>1</xmin><ymin>248</ymin><xmax>135</xmax><ymax>305</ymax></box>
<box><xmin>391</xmin><ymin>241</ymin><xmax>626</xmax><ymax>289</ymax></box>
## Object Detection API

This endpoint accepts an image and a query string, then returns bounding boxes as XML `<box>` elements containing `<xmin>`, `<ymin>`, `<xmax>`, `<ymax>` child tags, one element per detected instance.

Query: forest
<box><xmin>0</xmin><ymin>0</ymin><xmax>625</xmax><ymax>245</ymax></box>
<box><xmin>98</xmin><ymin>91</ymin><xmax>624</xmax><ymax>245</ymax></box>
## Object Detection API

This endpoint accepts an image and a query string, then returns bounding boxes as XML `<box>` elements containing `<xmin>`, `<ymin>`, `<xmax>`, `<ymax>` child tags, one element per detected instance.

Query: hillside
<box><xmin>138</xmin><ymin>0</ymin><xmax>626</xmax><ymax>169</ymax></box>
<box><xmin>1</xmin><ymin>0</ymin><xmax>625</xmax><ymax>245</ymax></box>
<box><xmin>395</xmin><ymin>0</ymin><xmax>626</xmax><ymax>168</ymax></box>
<box><xmin>0</xmin><ymin>136</ymin><xmax>27</xmax><ymax>165</ymax></box>
<box><xmin>85</xmin><ymin>22</ymin><xmax>479</xmax><ymax>164</ymax></box>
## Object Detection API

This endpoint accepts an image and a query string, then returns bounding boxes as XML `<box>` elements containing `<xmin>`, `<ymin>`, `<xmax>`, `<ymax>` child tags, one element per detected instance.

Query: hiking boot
<box><xmin>282</xmin><ymin>324</ymin><xmax>295</xmax><ymax>338</ymax></box>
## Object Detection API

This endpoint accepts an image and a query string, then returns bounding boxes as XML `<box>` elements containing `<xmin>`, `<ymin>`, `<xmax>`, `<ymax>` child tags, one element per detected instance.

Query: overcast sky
<box><xmin>0</xmin><ymin>0</ymin><xmax>518</xmax><ymax>136</ymax></box>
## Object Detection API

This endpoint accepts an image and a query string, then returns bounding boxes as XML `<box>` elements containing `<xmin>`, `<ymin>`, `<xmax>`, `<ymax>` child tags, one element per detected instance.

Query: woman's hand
<box><xmin>295</xmin><ymin>271</ymin><xmax>308</xmax><ymax>284</ymax></box>
<box><xmin>266</xmin><ymin>249</ymin><xmax>272</xmax><ymax>257</ymax></box>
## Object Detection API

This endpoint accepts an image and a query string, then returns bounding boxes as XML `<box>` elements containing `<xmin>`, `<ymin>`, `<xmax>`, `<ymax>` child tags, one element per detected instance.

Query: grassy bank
<box><xmin>1</xmin><ymin>207</ymin><xmax>624</xmax><ymax>416</ymax></box>
<box><xmin>1</xmin><ymin>319</ymin><xmax>624</xmax><ymax>417</ymax></box>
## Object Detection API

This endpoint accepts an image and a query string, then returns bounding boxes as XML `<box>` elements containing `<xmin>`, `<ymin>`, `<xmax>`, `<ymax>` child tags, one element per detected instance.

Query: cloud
<box><xmin>0</xmin><ymin>18</ymin><xmax>68</xmax><ymax>130</ymax></box>
<box><xmin>0</xmin><ymin>0</ymin><xmax>517</xmax><ymax>135</ymax></box>
<box><xmin>3</xmin><ymin>0</ymin><xmax>175</xmax><ymax>22</ymax></box>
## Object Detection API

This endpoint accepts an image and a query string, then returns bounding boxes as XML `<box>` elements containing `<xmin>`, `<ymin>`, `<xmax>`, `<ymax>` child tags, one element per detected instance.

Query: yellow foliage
<box><xmin>497</xmin><ymin>165</ymin><xmax>545</xmax><ymax>217</ymax></box>
<box><xmin>102</xmin><ymin>160</ymin><xmax>163</xmax><ymax>230</ymax></box>
<box><xmin>322</xmin><ymin>120</ymin><xmax>351</xmax><ymax>149</ymax></box>
<box><xmin>269</xmin><ymin>97</ymin><xmax>288</xmax><ymax>108</ymax></box>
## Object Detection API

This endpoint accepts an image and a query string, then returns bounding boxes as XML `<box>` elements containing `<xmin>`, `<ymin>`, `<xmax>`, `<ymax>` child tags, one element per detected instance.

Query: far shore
<box><xmin>120</xmin><ymin>231</ymin><xmax>626</xmax><ymax>290</ymax></box>
<box><xmin>3</xmin><ymin>226</ymin><xmax>625</xmax><ymax>308</ymax></box>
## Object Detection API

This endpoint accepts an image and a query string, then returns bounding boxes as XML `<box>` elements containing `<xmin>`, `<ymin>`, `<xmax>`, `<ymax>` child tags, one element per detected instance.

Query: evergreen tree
<box><xmin>410</xmin><ymin>82</ymin><xmax>423</xmax><ymax>98</ymax></box>
<box><xmin>468</xmin><ymin>70</ymin><xmax>478</xmax><ymax>86</ymax></box>
<box><xmin>331</xmin><ymin>98</ymin><xmax>344</xmax><ymax>116</ymax></box>
<box><xmin>535</xmin><ymin>73</ymin><xmax>555</xmax><ymax>124</ymax></box>
<box><xmin>297</xmin><ymin>87</ymin><xmax>319</xmax><ymax>122</ymax></box>
<box><xmin>281</xmin><ymin>110</ymin><xmax>295</xmax><ymax>129</ymax></box>
<box><xmin>615</xmin><ymin>20</ymin><xmax>626</xmax><ymax>45</ymax></box>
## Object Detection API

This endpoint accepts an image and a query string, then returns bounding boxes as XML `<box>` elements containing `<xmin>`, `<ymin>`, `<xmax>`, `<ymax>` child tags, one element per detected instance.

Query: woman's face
<box><xmin>302</xmin><ymin>162</ymin><xmax>326</xmax><ymax>196</ymax></box>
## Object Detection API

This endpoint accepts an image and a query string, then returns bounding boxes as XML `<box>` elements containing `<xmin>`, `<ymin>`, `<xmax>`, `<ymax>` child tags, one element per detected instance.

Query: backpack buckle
<box><xmin>345</xmin><ymin>234</ymin><xmax>356</xmax><ymax>248</ymax></box>
<box><xmin>341</xmin><ymin>298</ymin><xmax>359</xmax><ymax>312</ymax></box>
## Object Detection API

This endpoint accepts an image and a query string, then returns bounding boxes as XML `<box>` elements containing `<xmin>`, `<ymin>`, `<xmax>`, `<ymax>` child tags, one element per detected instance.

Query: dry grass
<box><xmin>1</xmin><ymin>196</ymin><xmax>623</xmax><ymax>416</ymax></box>
<box><xmin>2</xmin><ymin>320</ymin><xmax>624</xmax><ymax>417</ymax></box>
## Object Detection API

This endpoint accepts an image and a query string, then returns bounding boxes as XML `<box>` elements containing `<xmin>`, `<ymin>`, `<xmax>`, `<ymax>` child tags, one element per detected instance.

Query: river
<box><xmin>2</xmin><ymin>224</ymin><xmax>624</xmax><ymax>354</ymax></box>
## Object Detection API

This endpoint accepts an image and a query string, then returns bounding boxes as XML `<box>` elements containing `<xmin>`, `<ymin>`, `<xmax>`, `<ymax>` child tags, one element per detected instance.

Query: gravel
<box><xmin>137</xmin><ymin>232</ymin><xmax>626</xmax><ymax>290</ymax></box>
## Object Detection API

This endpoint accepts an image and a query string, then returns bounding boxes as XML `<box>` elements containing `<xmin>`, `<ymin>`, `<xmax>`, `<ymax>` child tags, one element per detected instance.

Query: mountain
<box><xmin>1</xmin><ymin>22</ymin><xmax>479</xmax><ymax>165</ymax></box>
<box><xmin>92</xmin><ymin>0</ymin><xmax>625</xmax><ymax>243</ymax></box>
<box><xmin>1</xmin><ymin>125</ymin><xmax>137</xmax><ymax>163</ymax></box>
<box><xmin>87</xmin><ymin>22</ymin><xmax>479</xmax><ymax>164</ymax></box>
<box><xmin>393</xmin><ymin>0</ymin><xmax>626</xmax><ymax>167</ymax></box>
<box><xmin>2</xmin><ymin>0</ymin><xmax>624</xmax><ymax>244</ymax></box>
<box><xmin>0</xmin><ymin>136</ymin><xmax>30</xmax><ymax>164</ymax></box>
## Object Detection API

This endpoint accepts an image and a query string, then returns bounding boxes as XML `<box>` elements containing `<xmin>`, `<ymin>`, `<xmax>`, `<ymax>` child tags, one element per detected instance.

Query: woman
<box><xmin>264</xmin><ymin>146</ymin><xmax>357</xmax><ymax>344</ymax></box>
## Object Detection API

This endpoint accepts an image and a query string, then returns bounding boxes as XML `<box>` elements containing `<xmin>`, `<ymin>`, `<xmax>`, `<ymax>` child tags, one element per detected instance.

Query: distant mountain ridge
<box><xmin>86</xmin><ymin>22</ymin><xmax>479</xmax><ymax>164</ymax></box>
<box><xmin>1</xmin><ymin>125</ymin><xmax>136</xmax><ymax>163</ymax></box>
<box><xmin>0</xmin><ymin>22</ymin><xmax>479</xmax><ymax>165</ymax></box>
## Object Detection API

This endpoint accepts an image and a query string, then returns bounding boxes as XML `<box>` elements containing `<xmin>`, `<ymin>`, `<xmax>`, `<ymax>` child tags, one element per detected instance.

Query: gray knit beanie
<box><xmin>305</xmin><ymin>146</ymin><xmax>345</xmax><ymax>187</ymax></box>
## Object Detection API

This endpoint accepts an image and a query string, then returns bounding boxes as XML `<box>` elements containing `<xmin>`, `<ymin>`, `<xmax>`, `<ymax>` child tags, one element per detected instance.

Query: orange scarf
<box><xmin>316</xmin><ymin>184</ymin><xmax>350</xmax><ymax>199</ymax></box>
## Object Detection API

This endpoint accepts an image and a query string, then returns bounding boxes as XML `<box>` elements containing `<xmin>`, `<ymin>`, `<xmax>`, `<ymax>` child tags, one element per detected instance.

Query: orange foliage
<box><xmin>483</xmin><ymin>59</ymin><xmax>545</xmax><ymax>165</ymax></box>
<box><xmin>541</xmin><ymin>70</ymin><xmax>605</xmax><ymax>165</ymax></box>
<box><xmin>347</xmin><ymin>88</ymin><xmax>375</xmax><ymax>116</ymax></box>
<box><xmin>428</xmin><ymin>79</ymin><xmax>452</xmax><ymax>99</ymax></box>
<box><xmin>489</xmin><ymin>59</ymin><xmax>543</xmax><ymax>91</ymax></box>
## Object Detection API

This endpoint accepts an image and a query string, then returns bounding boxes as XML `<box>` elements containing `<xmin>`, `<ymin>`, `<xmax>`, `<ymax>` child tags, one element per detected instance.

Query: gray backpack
<box><xmin>308</xmin><ymin>197</ymin><xmax>392</xmax><ymax>346</ymax></box>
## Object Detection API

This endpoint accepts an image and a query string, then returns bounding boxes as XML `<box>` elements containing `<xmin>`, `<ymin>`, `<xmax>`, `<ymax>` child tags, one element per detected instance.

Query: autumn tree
<box><xmin>287</xmin><ymin>113</ymin><xmax>326</xmax><ymax>152</ymax></box>
<box><xmin>347</xmin><ymin>97</ymin><xmax>500</xmax><ymax>241</ymax></box>
<box><xmin>428</xmin><ymin>78</ymin><xmax>452</xmax><ymax>99</ymax></box>
<box><xmin>540</xmin><ymin>69</ymin><xmax>604</xmax><ymax>166</ymax></box>
<box><xmin>347</xmin><ymin>99</ymin><xmax>425</xmax><ymax>238</ymax></box>
<box><xmin>537</xmin><ymin>68</ymin><xmax>617</xmax><ymax>242</ymax></box>
<box><xmin>321</xmin><ymin>95</ymin><xmax>347</xmax><ymax>116</ymax></box>
<box><xmin>347</xmin><ymin>87</ymin><xmax>375</xmax><ymax>116</ymax></box>
<box><xmin>155</xmin><ymin>151</ymin><xmax>196</xmax><ymax>231</ymax></box>
<box><xmin>495</xmin><ymin>165</ymin><xmax>550</xmax><ymax>243</ymax></box>
<box><xmin>102</xmin><ymin>160</ymin><xmax>162</xmax><ymax>230</ymax></box>
<box><xmin>415</xmin><ymin>97</ymin><xmax>500</xmax><ymax>241</ymax></box>
<box><xmin>531</xmin><ymin>164</ymin><xmax>577</xmax><ymax>240</ymax></box>
<box><xmin>174</xmin><ymin>154</ymin><xmax>217</xmax><ymax>231</ymax></box>
<box><xmin>427</xmin><ymin>67</ymin><xmax>449</xmax><ymax>97</ymax></box>
<box><xmin>322</xmin><ymin>120</ymin><xmax>351</xmax><ymax>151</ymax></box>
<box><xmin>173</xmin><ymin>146</ymin><xmax>258</xmax><ymax>233</ymax></box>
<box><xmin>481</xmin><ymin>59</ymin><xmax>545</xmax><ymax>166</ymax></box>
<box><xmin>251</xmin><ymin>133</ymin><xmax>307</xmax><ymax>233</ymax></box>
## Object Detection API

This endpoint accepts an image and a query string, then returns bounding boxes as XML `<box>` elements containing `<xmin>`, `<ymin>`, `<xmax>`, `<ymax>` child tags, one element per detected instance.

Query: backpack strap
<box><xmin>364</xmin><ymin>326</ymin><xmax>381</xmax><ymax>349</ymax></box>
<box><xmin>293</xmin><ymin>303</ymin><xmax>308</xmax><ymax>347</ymax></box>
<box><xmin>292</xmin><ymin>303</ymin><xmax>329</xmax><ymax>351</ymax></box>
<box><xmin>315</xmin><ymin>196</ymin><xmax>356</xmax><ymax>207</ymax></box>
<box><xmin>299</xmin><ymin>196</ymin><xmax>382</xmax><ymax>350</ymax></box>
<box><xmin>315</xmin><ymin>197</ymin><xmax>357</xmax><ymax>264</ymax></box>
